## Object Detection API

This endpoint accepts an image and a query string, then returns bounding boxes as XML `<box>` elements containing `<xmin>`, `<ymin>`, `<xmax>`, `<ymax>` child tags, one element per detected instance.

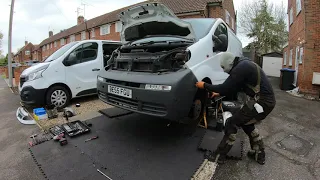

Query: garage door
<box><xmin>262</xmin><ymin>56</ymin><xmax>282</xmax><ymax>77</ymax></box>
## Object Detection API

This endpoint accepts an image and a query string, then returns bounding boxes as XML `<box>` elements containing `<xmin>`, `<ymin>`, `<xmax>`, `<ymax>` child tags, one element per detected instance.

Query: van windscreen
<box><xmin>182</xmin><ymin>19</ymin><xmax>216</xmax><ymax>41</ymax></box>
<box><xmin>44</xmin><ymin>42</ymin><xmax>79</xmax><ymax>62</ymax></box>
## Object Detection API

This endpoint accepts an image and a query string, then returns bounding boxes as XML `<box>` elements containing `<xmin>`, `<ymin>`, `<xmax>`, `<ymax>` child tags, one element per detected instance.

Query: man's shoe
<box><xmin>247</xmin><ymin>150</ymin><xmax>265</xmax><ymax>165</ymax></box>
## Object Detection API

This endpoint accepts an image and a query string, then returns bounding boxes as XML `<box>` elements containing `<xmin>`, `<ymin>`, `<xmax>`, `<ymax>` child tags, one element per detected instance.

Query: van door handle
<box><xmin>92</xmin><ymin>68</ymin><xmax>100</xmax><ymax>71</ymax></box>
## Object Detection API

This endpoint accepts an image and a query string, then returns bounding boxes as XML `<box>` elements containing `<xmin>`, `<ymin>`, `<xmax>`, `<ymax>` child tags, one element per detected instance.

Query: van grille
<box><xmin>98</xmin><ymin>92</ymin><xmax>166</xmax><ymax>116</ymax></box>
<box><xmin>20</xmin><ymin>76</ymin><xmax>27</xmax><ymax>87</ymax></box>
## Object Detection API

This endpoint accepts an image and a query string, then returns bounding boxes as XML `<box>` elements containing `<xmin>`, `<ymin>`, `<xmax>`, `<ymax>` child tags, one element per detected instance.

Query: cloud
<box><xmin>0</xmin><ymin>0</ymin><xmax>288</xmax><ymax>55</ymax></box>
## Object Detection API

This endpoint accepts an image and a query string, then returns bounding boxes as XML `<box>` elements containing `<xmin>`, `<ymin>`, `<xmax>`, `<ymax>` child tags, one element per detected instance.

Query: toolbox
<box><xmin>60</xmin><ymin>120</ymin><xmax>91</xmax><ymax>137</ymax></box>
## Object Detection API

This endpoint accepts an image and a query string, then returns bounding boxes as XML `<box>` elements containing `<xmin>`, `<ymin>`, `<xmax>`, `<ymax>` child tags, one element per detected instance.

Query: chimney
<box><xmin>77</xmin><ymin>16</ymin><xmax>85</xmax><ymax>25</ymax></box>
<box><xmin>25</xmin><ymin>41</ymin><xmax>28</xmax><ymax>45</ymax></box>
<box><xmin>49</xmin><ymin>31</ymin><xmax>53</xmax><ymax>37</ymax></box>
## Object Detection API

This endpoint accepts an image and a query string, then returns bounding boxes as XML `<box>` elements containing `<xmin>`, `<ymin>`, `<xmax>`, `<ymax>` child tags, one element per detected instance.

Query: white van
<box><xmin>97</xmin><ymin>3</ymin><xmax>243</xmax><ymax>124</ymax></box>
<box><xmin>19</xmin><ymin>40</ymin><xmax>121</xmax><ymax>108</ymax></box>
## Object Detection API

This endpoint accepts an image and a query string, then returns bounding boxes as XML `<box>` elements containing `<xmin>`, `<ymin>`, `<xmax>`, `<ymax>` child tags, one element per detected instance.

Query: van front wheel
<box><xmin>46</xmin><ymin>86</ymin><xmax>70</xmax><ymax>108</ymax></box>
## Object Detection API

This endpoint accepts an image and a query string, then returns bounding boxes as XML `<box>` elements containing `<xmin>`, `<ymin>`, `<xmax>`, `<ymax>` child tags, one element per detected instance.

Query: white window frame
<box><xmin>70</xmin><ymin>35</ymin><xmax>75</xmax><ymax>42</ymax></box>
<box><xmin>42</xmin><ymin>46</ymin><xmax>45</xmax><ymax>52</ymax></box>
<box><xmin>25</xmin><ymin>50</ymin><xmax>30</xmax><ymax>55</ymax></box>
<box><xmin>231</xmin><ymin>18</ymin><xmax>235</xmax><ymax>30</ymax></box>
<box><xmin>47</xmin><ymin>44</ymin><xmax>49</xmax><ymax>50</ymax></box>
<box><xmin>225</xmin><ymin>10</ymin><xmax>230</xmax><ymax>25</ymax></box>
<box><xmin>289</xmin><ymin>49</ymin><xmax>293</xmax><ymax>66</ymax></box>
<box><xmin>60</xmin><ymin>38</ymin><xmax>65</xmax><ymax>46</ymax></box>
<box><xmin>81</xmin><ymin>31</ymin><xmax>86</xmax><ymax>40</ymax></box>
<box><xmin>299</xmin><ymin>47</ymin><xmax>303</xmax><ymax>64</ymax></box>
<box><xmin>91</xmin><ymin>28</ymin><xmax>95</xmax><ymax>38</ymax></box>
<box><xmin>100</xmin><ymin>24</ymin><xmax>110</xmax><ymax>35</ymax></box>
<box><xmin>296</xmin><ymin>0</ymin><xmax>302</xmax><ymax>15</ymax></box>
<box><xmin>295</xmin><ymin>46</ymin><xmax>299</xmax><ymax>66</ymax></box>
<box><xmin>54</xmin><ymin>41</ymin><xmax>57</xmax><ymax>48</ymax></box>
<box><xmin>283</xmin><ymin>51</ymin><xmax>287</xmax><ymax>65</ymax></box>
<box><xmin>289</xmin><ymin>8</ymin><xmax>293</xmax><ymax>25</ymax></box>
<box><xmin>115</xmin><ymin>21</ymin><xmax>122</xmax><ymax>32</ymax></box>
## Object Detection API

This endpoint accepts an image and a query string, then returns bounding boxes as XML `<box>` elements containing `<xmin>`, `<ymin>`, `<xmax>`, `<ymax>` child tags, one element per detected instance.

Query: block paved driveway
<box><xmin>0</xmin><ymin>77</ymin><xmax>320</xmax><ymax>180</ymax></box>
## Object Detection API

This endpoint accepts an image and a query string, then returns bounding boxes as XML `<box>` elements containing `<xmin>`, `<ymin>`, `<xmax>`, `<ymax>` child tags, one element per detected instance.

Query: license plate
<box><xmin>108</xmin><ymin>85</ymin><xmax>132</xmax><ymax>98</ymax></box>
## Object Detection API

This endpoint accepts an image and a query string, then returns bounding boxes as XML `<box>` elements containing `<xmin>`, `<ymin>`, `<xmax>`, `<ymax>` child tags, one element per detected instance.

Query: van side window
<box><xmin>214</xmin><ymin>23</ymin><xmax>228</xmax><ymax>52</ymax></box>
<box><xmin>65</xmin><ymin>42</ymin><xmax>98</xmax><ymax>66</ymax></box>
<box><xmin>82</xmin><ymin>42</ymin><xmax>98</xmax><ymax>63</ymax></box>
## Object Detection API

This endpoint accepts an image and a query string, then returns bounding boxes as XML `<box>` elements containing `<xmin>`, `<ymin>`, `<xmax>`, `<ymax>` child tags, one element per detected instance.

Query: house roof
<box><xmin>15</xmin><ymin>42</ymin><xmax>34</xmax><ymax>56</ymax></box>
<box><xmin>261</xmin><ymin>52</ymin><xmax>283</xmax><ymax>58</ymax></box>
<box><xmin>39</xmin><ymin>0</ymin><xmax>222</xmax><ymax>47</ymax></box>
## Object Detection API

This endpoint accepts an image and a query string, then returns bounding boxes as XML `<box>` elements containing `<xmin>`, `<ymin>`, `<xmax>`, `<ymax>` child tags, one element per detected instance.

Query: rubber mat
<box><xmin>99</xmin><ymin>107</ymin><xmax>133</xmax><ymax>118</ymax></box>
<box><xmin>198</xmin><ymin>130</ymin><xmax>244</xmax><ymax>160</ymax></box>
<box><xmin>29</xmin><ymin>114</ymin><xmax>208</xmax><ymax>180</ymax></box>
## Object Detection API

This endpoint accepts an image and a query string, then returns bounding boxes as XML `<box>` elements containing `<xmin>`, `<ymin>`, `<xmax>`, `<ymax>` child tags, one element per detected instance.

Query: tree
<box><xmin>238</xmin><ymin>0</ymin><xmax>288</xmax><ymax>55</ymax></box>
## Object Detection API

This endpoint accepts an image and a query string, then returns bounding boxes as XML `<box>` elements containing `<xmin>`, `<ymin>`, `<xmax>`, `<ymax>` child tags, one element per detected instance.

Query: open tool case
<box><xmin>60</xmin><ymin>120</ymin><xmax>91</xmax><ymax>137</ymax></box>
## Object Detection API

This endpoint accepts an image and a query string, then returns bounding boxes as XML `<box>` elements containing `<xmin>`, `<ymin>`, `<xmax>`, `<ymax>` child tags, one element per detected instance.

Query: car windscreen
<box><xmin>44</xmin><ymin>42</ymin><xmax>79</xmax><ymax>62</ymax></box>
<box><xmin>182</xmin><ymin>18</ymin><xmax>216</xmax><ymax>41</ymax></box>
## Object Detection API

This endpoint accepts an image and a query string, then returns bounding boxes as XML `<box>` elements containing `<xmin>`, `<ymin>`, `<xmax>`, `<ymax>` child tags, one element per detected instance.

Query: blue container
<box><xmin>33</xmin><ymin>108</ymin><xmax>46</xmax><ymax>116</ymax></box>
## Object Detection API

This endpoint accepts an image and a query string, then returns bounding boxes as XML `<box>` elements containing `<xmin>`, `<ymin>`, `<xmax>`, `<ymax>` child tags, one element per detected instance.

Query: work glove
<box><xmin>195</xmin><ymin>81</ymin><xmax>205</xmax><ymax>89</ymax></box>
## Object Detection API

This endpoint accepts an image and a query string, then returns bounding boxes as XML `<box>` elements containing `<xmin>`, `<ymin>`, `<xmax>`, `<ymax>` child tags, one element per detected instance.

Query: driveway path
<box><xmin>0</xmin><ymin>78</ymin><xmax>43</xmax><ymax>180</ymax></box>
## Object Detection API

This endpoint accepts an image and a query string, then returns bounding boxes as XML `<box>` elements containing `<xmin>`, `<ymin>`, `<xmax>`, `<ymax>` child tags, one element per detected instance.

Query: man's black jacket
<box><xmin>204</xmin><ymin>57</ymin><xmax>276</xmax><ymax>105</ymax></box>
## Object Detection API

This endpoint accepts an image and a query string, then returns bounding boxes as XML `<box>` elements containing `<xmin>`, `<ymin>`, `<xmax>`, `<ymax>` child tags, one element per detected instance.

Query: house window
<box><xmin>283</xmin><ymin>51</ymin><xmax>287</xmax><ymax>65</ymax></box>
<box><xmin>91</xmin><ymin>28</ymin><xmax>95</xmax><ymax>38</ymax></box>
<box><xmin>225</xmin><ymin>10</ymin><xmax>231</xmax><ymax>25</ymax></box>
<box><xmin>100</xmin><ymin>24</ymin><xmax>110</xmax><ymax>35</ymax></box>
<box><xmin>60</xmin><ymin>38</ymin><xmax>65</xmax><ymax>45</ymax></box>
<box><xmin>47</xmin><ymin>44</ymin><xmax>49</xmax><ymax>50</ymax></box>
<box><xmin>115</xmin><ymin>21</ymin><xmax>122</xmax><ymax>32</ymax></box>
<box><xmin>295</xmin><ymin>46</ymin><xmax>299</xmax><ymax>65</ymax></box>
<box><xmin>81</xmin><ymin>31</ymin><xmax>86</xmax><ymax>40</ymax></box>
<box><xmin>54</xmin><ymin>41</ymin><xmax>57</xmax><ymax>48</ymax></box>
<box><xmin>296</xmin><ymin>0</ymin><xmax>302</xmax><ymax>15</ymax></box>
<box><xmin>289</xmin><ymin>8</ymin><xmax>293</xmax><ymax>25</ymax></box>
<box><xmin>25</xmin><ymin>50</ymin><xmax>30</xmax><ymax>55</ymax></box>
<box><xmin>289</xmin><ymin>49</ymin><xmax>293</xmax><ymax>66</ymax></box>
<box><xmin>50</xmin><ymin>43</ymin><xmax>52</xmax><ymax>49</ymax></box>
<box><xmin>42</xmin><ymin>46</ymin><xmax>45</xmax><ymax>52</ymax></box>
<box><xmin>70</xmin><ymin>35</ymin><xmax>75</xmax><ymax>42</ymax></box>
<box><xmin>299</xmin><ymin>47</ymin><xmax>303</xmax><ymax>64</ymax></box>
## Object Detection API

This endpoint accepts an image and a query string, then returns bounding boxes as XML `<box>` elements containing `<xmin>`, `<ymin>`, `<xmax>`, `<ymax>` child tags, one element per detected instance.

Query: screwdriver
<box><xmin>84</xmin><ymin>136</ymin><xmax>99</xmax><ymax>142</ymax></box>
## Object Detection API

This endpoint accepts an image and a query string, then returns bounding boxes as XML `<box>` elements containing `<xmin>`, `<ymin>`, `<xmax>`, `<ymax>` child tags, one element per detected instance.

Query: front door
<box><xmin>64</xmin><ymin>42</ymin><xmax>101</xmax><ymax>97</ymax></box>
<box><xmin>294</xmin><ymin>46</ymin><xmax>299</xmax><ymax>87</ymax></box>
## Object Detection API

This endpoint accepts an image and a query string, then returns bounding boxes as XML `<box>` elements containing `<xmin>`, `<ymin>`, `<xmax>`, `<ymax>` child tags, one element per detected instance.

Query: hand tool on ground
<box><xmin>97</xmin><ymin>169</ymin><xmax>113</xmax><ymax>180</ymax></box>
<box><xmin>30</xmin><ymin>134</ymin><xmax>38</xmax><ymax>144</ymax></box>
<box><xmin>53</xmin><ymin>133</ymin><xmax>68</xmax><ymax>146</ymax></box>
<box><xmin>85</xmin><ymin>136</ymin><xmax>99</xmax><ymax>142</ymax></box>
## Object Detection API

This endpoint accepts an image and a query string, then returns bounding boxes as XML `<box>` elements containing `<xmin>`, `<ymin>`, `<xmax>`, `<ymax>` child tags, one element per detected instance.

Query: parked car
<box><xmin>97</xmin><ymin>3</ymin><xmax>243</xmax><ymax>124</ymax></box>
<box><xmin>19</xmin><ymin>40</ymin><xmax>121</xmax><ymax>108</ymax></box>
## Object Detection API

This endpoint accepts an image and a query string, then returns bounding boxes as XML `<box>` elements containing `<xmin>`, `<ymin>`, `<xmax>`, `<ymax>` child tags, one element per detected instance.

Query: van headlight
<box><xmin>25</xmin><ymin>64</ymin><xmax>49</xmax><ymax>82</ymax></box>
<box><xmin>97</xmin><ymin>76</ymin><xmax>104</xmax><ymax>82</ymax></box>
<box><xmin>145</xmin><ymin>84</ymin><xmax>172</xmax><ymax>91</ymax></box>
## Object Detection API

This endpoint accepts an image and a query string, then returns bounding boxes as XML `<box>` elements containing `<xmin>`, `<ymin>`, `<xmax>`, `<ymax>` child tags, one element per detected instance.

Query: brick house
<box><xmin>14</xmin><ymin>41</ymin><xmax>35</xmax><ymax>63</ymax></box>
<box><xmin>39</xmin><ymin>0</ymin><xmax>236</xmax><ymax>61</ymax></box>
<box><xmin>31</xmin><ymin>45</ymin><xmax>41</xmax><ymax>61</ymax></box>
<box><xmin>283</xmin><ymin>0</ymin><xmax>320</xmax><ymax>96</ymax></box>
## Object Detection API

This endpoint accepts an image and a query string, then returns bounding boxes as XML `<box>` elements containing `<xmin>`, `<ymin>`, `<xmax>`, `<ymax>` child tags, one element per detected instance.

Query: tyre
<box><xmin>46</xmin><ymin>86</ymin><xmax>71</xmax><ymax>108</ymax></box>
<box><xmin>186</xmin><ymin>89</ymin><xmax>207</xmax><ymax>125</ymax></box>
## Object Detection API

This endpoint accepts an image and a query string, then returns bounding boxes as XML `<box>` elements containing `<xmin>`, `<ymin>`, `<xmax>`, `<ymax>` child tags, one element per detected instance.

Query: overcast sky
<box><xmin>0</xmin><ymin>0</ymin><xmax>288</xmax><ymax>55</ymax></box>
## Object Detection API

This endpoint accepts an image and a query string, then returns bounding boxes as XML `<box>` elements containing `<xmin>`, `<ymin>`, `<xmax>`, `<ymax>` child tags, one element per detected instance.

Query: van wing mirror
<box><xmin>212</xmin><ymin>34</ymin><xmax>228</xmax><ymax>52</ymax></box>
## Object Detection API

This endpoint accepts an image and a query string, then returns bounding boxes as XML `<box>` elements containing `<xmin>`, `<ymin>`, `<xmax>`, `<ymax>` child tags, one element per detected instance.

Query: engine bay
<box><xmin>106</xmin><ymin>41</ymin><xmax>192</xmax><ymax>73</ymax></box>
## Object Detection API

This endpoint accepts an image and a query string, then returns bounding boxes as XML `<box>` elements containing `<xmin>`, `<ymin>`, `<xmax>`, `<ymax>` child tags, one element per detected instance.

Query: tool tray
<box><xmin>60</xmin><ymin>120</ymin><xmax>91</xmax><ymax>137</ymax></box>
